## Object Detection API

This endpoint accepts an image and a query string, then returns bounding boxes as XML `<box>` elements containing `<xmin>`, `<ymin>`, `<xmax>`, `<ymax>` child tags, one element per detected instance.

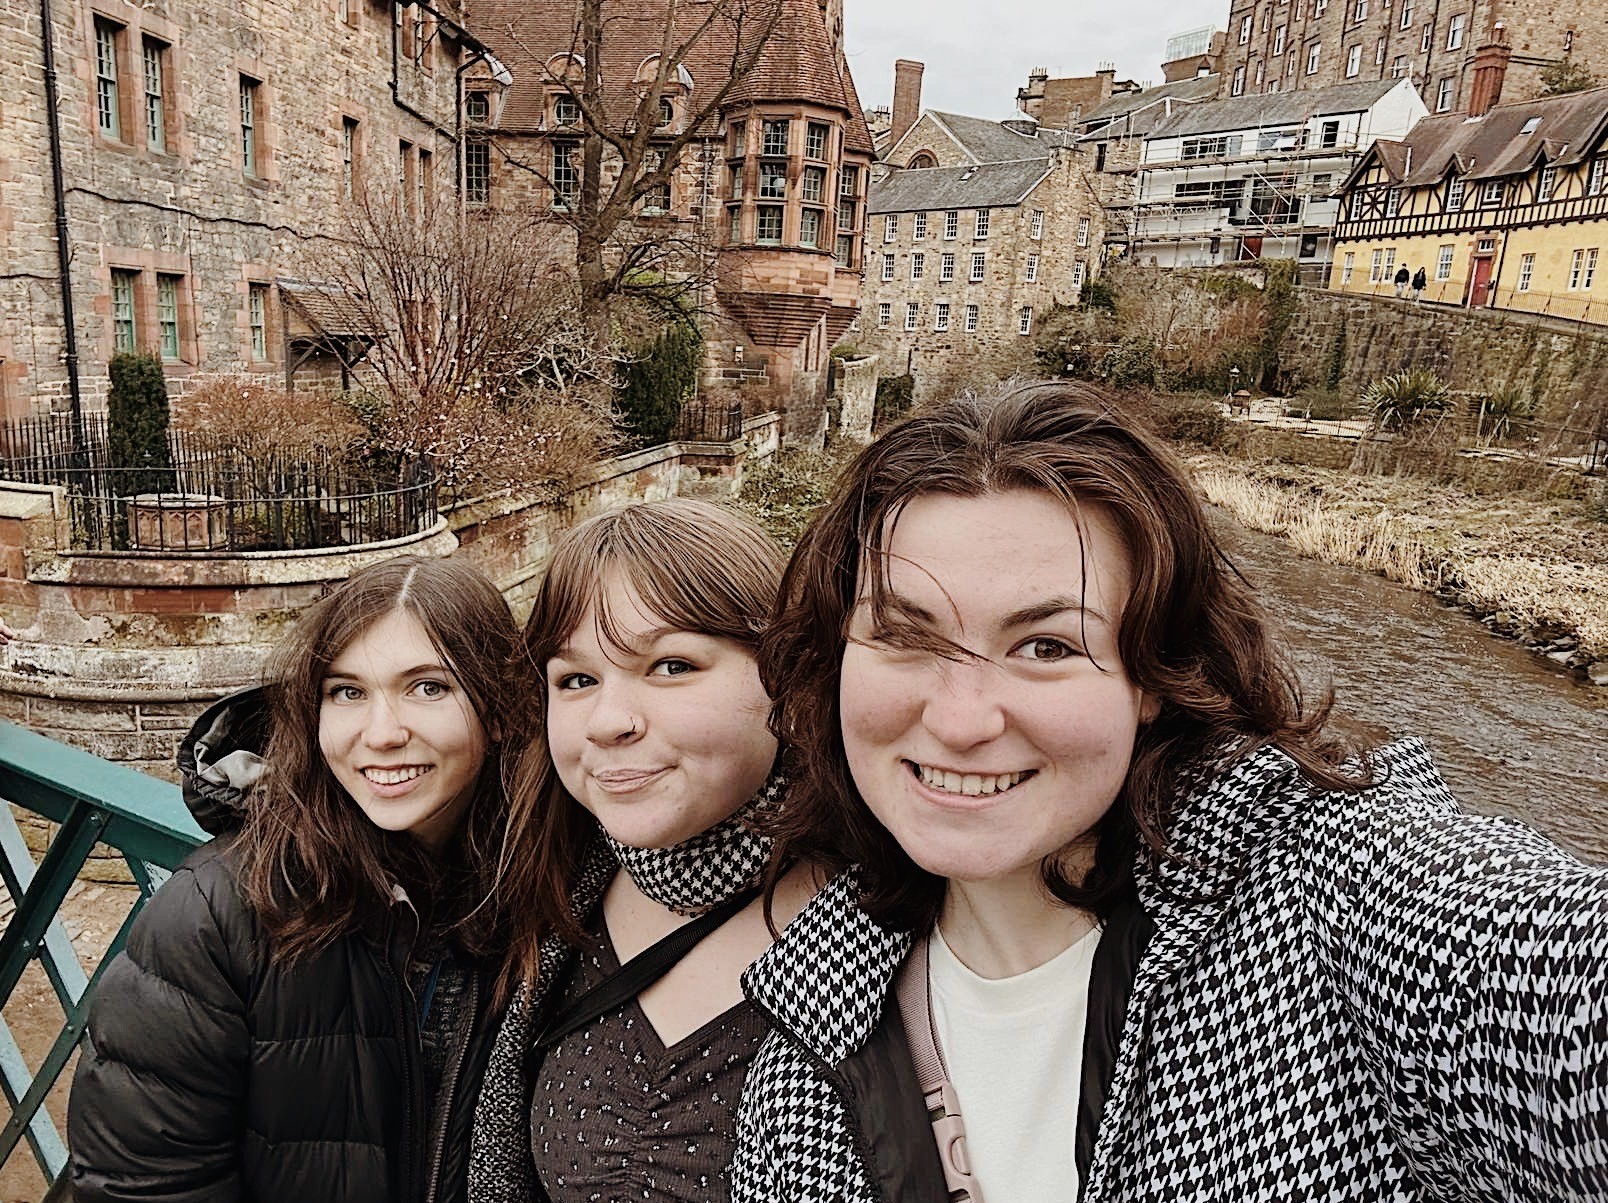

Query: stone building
<box><xmin>855</xmin><ymin>72</ymin><xmax>1105</xmax><ymax>397</ymax></box>
<box><xmin>1017</xmin><ymin>67</ymin><xmax>1139</xmax><ymax>133</ymax></box>
<box><xmin>1330</xmin><ymin>69</ymin><xmax>1608</xmax><ymax>324</ymax></box>
<box><xmin>1161</xmin><ymin>26</ymin><xmax>1228</xmax><ymax>83</ymax></box>
<box><xmin>1125</xmin><ymin>77</ymin><xmax>1425</xmax><ymax>279</ymax></box>
<box><xmin>1215</xmin><ymin>0</ymin><xmax>1605</xmax><ymax>116</ymax></box>
<box><xmin>465</xmin><ymin>0</ymin><xmax>873</xmax><ymax>438</ymax></box>
<box><xmin>1</xmin><ymin>0</ymin><xmax>491</xmax><ymax>418</ymax></box>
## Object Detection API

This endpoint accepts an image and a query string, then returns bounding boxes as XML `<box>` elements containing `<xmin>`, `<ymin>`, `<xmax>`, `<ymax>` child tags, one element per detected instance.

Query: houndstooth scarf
<box><xmin>606</xmin><ymin>767</ymin><xmax>787</xmax><ymax>916</ymax></box>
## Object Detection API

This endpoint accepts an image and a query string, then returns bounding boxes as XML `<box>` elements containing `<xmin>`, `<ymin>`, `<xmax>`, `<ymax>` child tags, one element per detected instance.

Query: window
<box><xmin>756</xmin><ymin>205</ymin><xmax>782</xmax><ymax>244</ymax></box>
<box><xmin>465</xmin><ymin>92</ymin><xmax>490</xmax><ymax>123</ymax></box>
<box><xmin>800</xmin><ymin>208</ymin><xmax>822</xmax><ymax>248</ymax></box>
<box><xmin>1026</xmin><ymin>253</ymin><xmax>1039</xmax><ymax>283</ymax></box>
<box><xmin>940</xmin><ymin>252</ymin><xmax>955</xmax><ymax>281</ymax></box>
<box><xmin>1017</xmin><ymin>306</ymin><xmax>1033</xmax><ymax>336</ymax></box>
<box><xmin>1232</xmin><ymin>65</ymin><xmax>1246</xmax><ymax>96</ymax></box>
<box><xmin>1446</xmin><ymin>13</ymin><xmax>1464</xmax><ymax>50</ymax></box>
<box><xmin>1436</xmin><ymin>244</ymin><xmax>1454</xmax><ymax>280</ymax></box>
<box><xmin>141</xmin><ymin>38</ymin><xmax>167</xmax><ymax>151</ymax></box>
<box><xmin>728</xmin><ymin>120</ymin><xmax>745</xmax><ymax>156</ymax></box>
<box><xmin>840</xmin><ymin>165</ymin><xmax>860</xmax><ymax>198</ymax></box>
<box><xmin>1382</xmin><ymin>248</ymin><xmax>1396</xmax><ymax>279</ymax></box>
<box><xmin>399</xmin><ymin>139</ymin><xmax>415</xmax><ymax>212</ymax></box>
<box><xmin>1239</xmin><ymin>14</ymin><xmax>1252</xmax><ymax>44</ymax></box>
<box><xmin>249</xmin><ymin>283</ymin><xmax>268</xmax><ymax>358</ymax></box>
<box><xmin>1391</xmin><ymin>54</ymin><xmax>1408</xmax><ymax>78</ymax></box>
<box><xmin>1479</xmin><ymin>179</ymin><xmax>1503</xmax><ymax>207</ymax></box>
<box><xmin>877</xmin><ymin>302</ymin><xmax>891</xmax><ymax>327</ymax></box>
<box><xmin>969</xmin><ymin>251</ymin><xmax>986</xmax><ymax>282</ymax></box>
<box><xmin>1369</xmin><ymin>248</ymin><xmax>1385</xmax><ymax>283</ymax></box>
<box><xmin>761</xmin><ymin>119</ymin><xmax>789</xmax><ymax>156</ymax></box>
<box><xmin>94</xmin><ymin>18</ymin><xmax>121</xmax><ymax>139</ymax></box>
<box><xmin>1421</xmin><ymin>24</ymin><xmax>1432</xmax><ymax>52</ymax></box>
<box><xmin>1306</xmin><ymin>42</ymin><xmax>1321</xmax><ymax>74</ymax></box>
<box><xmin>1447</xmin><ymin>176</ymin><xmax>1465</xmax><ymax>209</ymax></box>
<box><xmin>1071</xmin><ymin>259</ymin><xmax>1085</xmax><ymax>288</ymax></box>
<box><xmin>1341</xmin><ymin>252</ymin><xmax>1355</xmax><ymax>284</ymax></box>
<box><xmin>1345</xmin><ymin>45</ymin><xmax>1361</xmax><ymax>77</ymax></box>
<box><xmin>552</xmin><ymin>142</ymin><xmax>578</xmax><ymax>208</ymax></box>
<box><xmin>1076</xmin><ymin>216</ymin><xmax>1089</xmax><ymax>247</ymax></box>
<box><xmin>881</xmin><ymin>254</ymin><xmax>895</xmax><ymax>281</ymax></box>
<box><xmin>1311</xmin><ymin>173</ymin><xmax>1333</xmax><ymax>194</ymax></box>
<box><xmin>1399</xmin><ymin>0</ymin><xmax>1413</xmax><ymax>27</ymax></box>
<box><xmin>964</xmin><ymin>303</ymin><xmax>979</xmax><ymax>332</ymax></box>
<box><xmin>904</xmin><ymin>302</ymin><xmax>919</xmax><ymax>330</ymax></box>
<box><xmin>727</xmin><ymin>205</ymin><xmax>741</xmax><ymax>242</ymax></box>
<box><xmin>1375</xmin><ymin>36</ymin><xmax>1387</xmax><ymax>64</ymax></box>
<box><xmin>911</xmin><ymin>252</ymin><xmax>925</xmax><ymax>280</ymax></box>
<box><xmin>156</xmin><ymin>274</ymin><xmax>180</xmax><ymax>360</ymax></box>
<box><xmin>1273</xmin><ymin>25</ymin><xmax>1286</xmax><ymax>55</ymax></box>
<box><xmin>1589</xmin><ymin>158</ymin><xmax>1607</xmax><ymax>196</ymax></box>
<box><xmin>759</xmin><ymin>160</ymin><xmax>786</xmax><ymax>199</ymax></box>
<box><xmin>239</xmin><ymin>75</ymin><xmax>261</xmax><ymax>176</ymax></box>
<box><xmin>942</xmin><ymin>210</ymin><xmax>958</xmax><ymax>239</ymax></box>
<box><xmin>1181</xmin><ymin>135</ymin><xmax>1239</xmax><ymax>160</ymax></box>
<box><xmin>1319</xmin><ymin>120</ymin><xmax>1340</xmax><ymax>149</ymax></box>
<box><xmin>1352</xmin><ymin>0</ymin><xmax>1368</xmax><ymax>19</ymax></box>
<box><xmin>1435</xmin><ymin>77</ymin><xmax>1454</xmax><ymax>113</ymax></box>
<box><xmin>418</xmin><ymin>147</ymin><xmax>432</xmax><ymax>213</ymax></box>
<box><xmin>1538</xmin><ymin>167</ymin><xmax>1556</xmax><ymax>201</ymax></box>
<box><xmin>1032</xmin><ymin>210</ymin><xmax>1045</xmax><ymax>239</ymax></box>
<box><xmin>1385</xmin><ymin>188</ymin><xmax>1402</xmax><ymax>216</ymax></box>
<box><xmin>464</xmin><ymin>137</ymin><xmax>489</xmax><ymax>206</ymax></box>
<box><xmin>835</xmin><ymin>234</ymin><xmax>854</xmax><ymax>267</ymax></box>
<box><xmin>935</xmin><ymin>301</ymin><xmax>950</xmax><ymax>332</ymax></box>
<box><xmin>642</xmin><ymin>149</ymin><xmax>671</xmax><ymax>214</ymax></box>
<box><xmin>884</xmin><ymin>214</ymin><xmax>898</xmax><ymax>242</ymax></box>
<box><xmin>1569</xmin><ymin>248</ymin><xmax>1585</xmax><ymax>289</ymax></box>
<box><xmin>1516</xmin><ymin>252</ymin><xmax>1534</xmax><ymax>291</ymax></box>
<box><xmin>656</xmin><ymin>97</ymin><xmax>675</xmax><ymax>129</ymax></box>
<box><xmin>111</xmin><ymin>269</ymin><xmax>137</xmax><ymax>352</ymax></box>
<box><xmin>913</xmin><ymin>212</ymin><xmax>928</xmax><ymax>239</ymax></box>
<box><xmin>974</xmin><ymin>209</ymin><xmax>990</xmax><ymax>238</ymax></box>
<box><xmin>805</xmin><ymin>121</ymin><xmax>829</xmax><ymax>159</ymax></box>
<box><xmin>801</xmin><ymin>165</ymin><xmax>826</xmax><ymax>203</ymax></box>
<box><xmin>1587</xmin><ymin>248</ymin><xmax>1599</xmax><ymax>289</ymax></box>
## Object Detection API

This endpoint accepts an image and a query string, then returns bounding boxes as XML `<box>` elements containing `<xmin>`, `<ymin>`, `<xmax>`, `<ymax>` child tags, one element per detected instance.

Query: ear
<box><xmin>1138</xmin><ymin>691</ymin><xmax>1161</xmax><ymax>726</ymax></box>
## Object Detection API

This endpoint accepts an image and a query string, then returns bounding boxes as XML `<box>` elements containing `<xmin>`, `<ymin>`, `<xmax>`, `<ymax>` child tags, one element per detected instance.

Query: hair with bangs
<box><xmin>236</xmin><ymin>554</ymin><xmax>543</xmax><ymax>1004</ymax></box>
<box><xmin>509</xmin><ymin>499</ymin><xmax>785</xmax><ymax>946</ymax></box>
<box><xmin>761</xmin><ymin>381</ymin><xmax>1365</xmax><ymax>934</ymax></box>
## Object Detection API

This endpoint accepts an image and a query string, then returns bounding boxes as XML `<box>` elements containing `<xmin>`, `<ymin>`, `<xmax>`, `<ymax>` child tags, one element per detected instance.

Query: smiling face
<box><xmin>544</xmin><ymin>576</ymin><xmax>778</xmax><ymax>850</ymax></box>
<box><xmin>839</xmin><ymin>489</ymin><xmax>1156</xmax><ymax>890</ymax></box>
<box><xmin>318</xmin><ymin>608</ymin><xmax>489</xmax><ymax>852</ymax></box>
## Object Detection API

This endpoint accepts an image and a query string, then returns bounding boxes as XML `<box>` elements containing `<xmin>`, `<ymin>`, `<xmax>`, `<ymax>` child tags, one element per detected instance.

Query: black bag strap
<box><xmin>530</xmin><ymin>885</ymin><xmax>761</xmax><ymax>1064</ymax></box>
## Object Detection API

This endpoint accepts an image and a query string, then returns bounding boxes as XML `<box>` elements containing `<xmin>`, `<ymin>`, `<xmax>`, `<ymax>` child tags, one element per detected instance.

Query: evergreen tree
<box><xmin>617</xmin><ymin>319</ymin><xmax>702</xmax><ymax>447</ymax></box>
<box><xmin>107</xmin><ymin>351</ymin><xmax>175</xmax><ymax>496</ymax></box>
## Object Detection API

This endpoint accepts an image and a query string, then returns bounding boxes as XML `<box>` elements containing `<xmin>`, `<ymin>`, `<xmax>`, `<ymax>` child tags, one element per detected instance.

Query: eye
<box><xmin>554</xmin><ymin>672</ymin><xmax>597</xmax><ymax>691</ymax></box>
<box><xmin>411</xmin><ymin>678</ymin><xmax>451</xmax><ymax>700</ymax></box>
<box><xmin>325</xmin><ymin>683</ymin><xmax>363</xmax><ymax>703</ymax></box>
<box><xmin>649</xmin><ymin>658</ymin><xmax>696</xmax><ymax>678</ymax></box>
<box><xmin>1015</xmin><ymin>636</ymin><xmax>1080</xmax><ymax>662</ymax></box>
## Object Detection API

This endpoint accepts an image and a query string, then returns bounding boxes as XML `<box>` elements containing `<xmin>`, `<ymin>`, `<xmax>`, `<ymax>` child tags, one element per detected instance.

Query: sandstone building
<box><xmin>1</xmin><ymin>0</ymin><xmax>489</xmax><ymax>419</ymax></box>
<box><xmin>1215</xmin><ymin>0</ymin><xmax>1605</xmax><ymax>116</ymax></box>
<box><xmin>465</xmin><ymin>0</ymin><xmax>872</xmax><ymax>431</ymax></box>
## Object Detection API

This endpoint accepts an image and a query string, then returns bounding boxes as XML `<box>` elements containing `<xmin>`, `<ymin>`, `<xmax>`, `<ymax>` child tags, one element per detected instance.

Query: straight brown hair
<box><xmin>761</xmin><ymin>382</ymin><xmax>1366</xmax><ymax>933</ymax></box>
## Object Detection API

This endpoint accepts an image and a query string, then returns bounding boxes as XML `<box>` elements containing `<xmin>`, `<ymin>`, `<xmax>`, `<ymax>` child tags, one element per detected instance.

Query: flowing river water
<box><xmin>1212</xmin><ymin>511</ymin><xmax>1608</xmax><ymax>866</ymax></box>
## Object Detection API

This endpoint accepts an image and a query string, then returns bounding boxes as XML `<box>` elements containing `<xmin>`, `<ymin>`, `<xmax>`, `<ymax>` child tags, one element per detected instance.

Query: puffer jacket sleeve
<box><xmin>68</xmin><ymin>848</ymin><xmax>253</xmax><ymax>1203</ymax></box>
<box><xmin>1313</xmin><ymin>751</ymin><xmax>1608</xmax><ymax>1200</ymax></box>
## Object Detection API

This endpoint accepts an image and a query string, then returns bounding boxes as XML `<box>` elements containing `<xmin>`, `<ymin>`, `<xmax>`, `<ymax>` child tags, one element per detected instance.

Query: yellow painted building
<box><xmin>1330</xmin><ymin>83</ymin><xmax>1608</xmax><ymax>326</ymax></box>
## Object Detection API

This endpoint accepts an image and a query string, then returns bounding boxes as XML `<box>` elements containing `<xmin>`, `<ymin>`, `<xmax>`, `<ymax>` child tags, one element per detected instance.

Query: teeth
<box><xmin>364</xmin><ymin>766</ymin><xmax>428</xmax><ymax>786</ymax></box>
<box><xmin>915</xmin><ymin>764</ymin><xmax>1026</xmax><ymax>797</ymax></box>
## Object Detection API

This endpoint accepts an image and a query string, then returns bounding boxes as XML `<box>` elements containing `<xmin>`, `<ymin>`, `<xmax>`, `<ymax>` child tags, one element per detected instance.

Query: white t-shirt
<box><xmin>928</xmin><ymin>923</ymin><xmax>1102</xmax><ymax>1202</ymax></box>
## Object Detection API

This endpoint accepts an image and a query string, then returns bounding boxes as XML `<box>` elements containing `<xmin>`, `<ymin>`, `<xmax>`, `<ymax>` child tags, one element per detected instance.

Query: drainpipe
<box><xmin>37</xmin><ymin>0</ymin><xmax>86</xmax><ymax>451</ymax></box>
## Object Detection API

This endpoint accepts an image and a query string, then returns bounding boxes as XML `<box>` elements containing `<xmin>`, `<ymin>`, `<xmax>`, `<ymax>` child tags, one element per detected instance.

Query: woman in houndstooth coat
<box><xmin>730</xmin><ymin>382</ymin><xmax>1608</xmax><ymax>1203</ymax></box>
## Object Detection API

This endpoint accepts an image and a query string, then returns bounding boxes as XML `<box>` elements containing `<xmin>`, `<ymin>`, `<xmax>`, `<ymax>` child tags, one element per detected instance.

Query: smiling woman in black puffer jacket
<box><xmin>67</xmin><ymin>555</ymin><xmax>545</xmax><ymax>1203</ymax></box>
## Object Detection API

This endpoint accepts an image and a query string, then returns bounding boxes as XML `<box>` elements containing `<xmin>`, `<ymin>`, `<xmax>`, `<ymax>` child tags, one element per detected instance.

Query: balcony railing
<box><xmin>0</xmin><ymin>721</ymin><xmax>206</xmax><ymax>1200</ymax></box>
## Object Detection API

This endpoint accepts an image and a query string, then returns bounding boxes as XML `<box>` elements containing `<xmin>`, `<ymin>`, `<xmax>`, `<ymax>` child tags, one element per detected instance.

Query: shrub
<box><xmin>1293</xmin><ymin>386</ymin><xmax>1350</xmax><ymax>421</ymax></box>
<box><xmin>874</xmin><ymin>374</ymin><xmax>915</xmax><ymax>428</ymax></box>
<box><xmin>1080</xmin><ymin>278</ymin><xmax>1117</xmax><ymax>313</ymax></box>
<box><xmin>1479</xmin><ymin>383</ymin><xmax>1535</xmax><ymax>443</ymax></box>
<box><xmin>1361</xmin><ymin>369</ymin><xmax>1452</xmax><ymax>431</ymax></box>
<box><xmin>1155</xmin><ymin>399</ymin><xmax>1241</xmax><ymax>451</ymax></box>
<box><xmin>107</xmin><ymin>351</ymin><xmax>175</xmax><ymax>495</ymax></box>
<box><xmin>1099</xmin><ymin>337</ymin><xmax>1158</xmax><ymax>390</ymax></box>
<box><xmin>617</xmin><ymin>318</ymin><xmax>702</xmax><ymax>448</ymax></box>
<box><xmin>175</xmin><ymin>378</ymin><xmax>364</xmax><ymax>460</ymax></box>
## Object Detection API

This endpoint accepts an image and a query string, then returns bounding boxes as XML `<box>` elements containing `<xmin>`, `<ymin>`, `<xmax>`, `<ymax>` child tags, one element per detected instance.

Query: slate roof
<box><xmin>1076</xmin><ymin>74</ymin><xmax>1219</xmax><ymax>136</ymax></box>
<box><xmin>1367</xmin><ymin>84</ymin><xmax>1608</xmax><ymax>185</ymax></box>
<box><xmin>869</xmin><ymin>159</ymin><xmax>1053</xmax><ymax>214</ymax></box>
<box><xmin>1146</xmin><ymin>77</ymin><xmax>1404</xmax><ymax>139</ymax></box>
<box><xmin>920</xmin><ymin>111</ymin><xmax>1071</xmax><ymax>163</ymax></box>
<box><xmin>467</xmin><ymin>0</ymin><xmax>871</xmax><ymax>152</ymax></box>
<box><xmin>279</xmin><ymin>282</ymin><xmax>380</xmax><ymax>340</ymax></box>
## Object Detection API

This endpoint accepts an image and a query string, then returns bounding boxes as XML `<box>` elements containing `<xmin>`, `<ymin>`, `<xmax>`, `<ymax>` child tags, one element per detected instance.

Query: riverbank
<box><xmin>1185</xmin><ymin>450</ymin><xmax>1608</xmax><ymax>682</ymax></box>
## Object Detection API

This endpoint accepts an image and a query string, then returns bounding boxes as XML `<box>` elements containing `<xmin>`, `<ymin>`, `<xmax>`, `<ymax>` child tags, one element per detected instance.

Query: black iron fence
<box><xmin>0</xmin><ymin>414</ymin><xmax>437</xmax><ymax>553</ymax></box>
<box><xmin>673</xmin><ymin>399</ymin><xmax>744</xmax><ymax>443</ymax></box>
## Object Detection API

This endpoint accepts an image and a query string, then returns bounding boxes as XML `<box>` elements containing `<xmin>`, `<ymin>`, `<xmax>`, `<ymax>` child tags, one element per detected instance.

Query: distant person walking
<box><xmin>1394</xmin><ymin>263</ymin><xmax>1411</xmax><ymax>298</ymax></box>
<box><xmin>1412</xmin><ymin>265</ymin><xmax>1427</xmax><ymax>301</ymax></box>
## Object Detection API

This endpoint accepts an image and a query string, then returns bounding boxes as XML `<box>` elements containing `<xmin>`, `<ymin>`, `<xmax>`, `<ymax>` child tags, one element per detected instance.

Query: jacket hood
<box><xmin>177</xmin><ymin>687</ymin><xmax>270</xmax><ymax>836</ymax></box>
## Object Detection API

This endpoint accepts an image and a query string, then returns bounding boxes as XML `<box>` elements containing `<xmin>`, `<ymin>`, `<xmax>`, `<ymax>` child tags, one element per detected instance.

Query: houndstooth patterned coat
<box><xmin>731</xmin><ymin>739</ymin><xmax>1608</xmax><ymax>1202</ymax></box>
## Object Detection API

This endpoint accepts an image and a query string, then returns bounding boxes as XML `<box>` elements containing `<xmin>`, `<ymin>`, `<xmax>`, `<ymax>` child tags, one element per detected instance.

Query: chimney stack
<box><xmin>892</xmin><ymin>59</ymin><xmax>924</xmax><ymax>146</ymax></box>
<box><xmin>1467</xmin><ymin>36</ymin><xmax>1511</xmax><ymax>117</ymax></box>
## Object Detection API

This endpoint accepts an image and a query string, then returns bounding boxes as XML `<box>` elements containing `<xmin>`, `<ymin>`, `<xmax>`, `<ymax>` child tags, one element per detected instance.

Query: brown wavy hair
<box><xmin>236</xmin><ymin>554</ymin><xmax>543</xmax><ymax>1004</ymax></box>
<box><xmin>761</xmin><ymin>381</ymin><xmax>1366</xmax><ymax>933</ymax></box>
<box><xmin>503</xmin><ymin>499</ymin><xmax>786</xmax><ymax>948</ymax></box>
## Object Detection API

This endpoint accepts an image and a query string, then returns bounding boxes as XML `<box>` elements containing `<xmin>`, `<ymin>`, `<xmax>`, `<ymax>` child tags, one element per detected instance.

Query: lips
<box><xmin>589</xmin><ymin>766</ymin><xmax>670</xmax><ymax>794</ymax></box>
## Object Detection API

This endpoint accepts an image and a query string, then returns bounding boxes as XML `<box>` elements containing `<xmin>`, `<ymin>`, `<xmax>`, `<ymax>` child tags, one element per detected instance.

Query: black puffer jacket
<box><xmin>68</xmin><ymin>690</ymin><xmax>501</xmax><ymax>1203</ymax></box>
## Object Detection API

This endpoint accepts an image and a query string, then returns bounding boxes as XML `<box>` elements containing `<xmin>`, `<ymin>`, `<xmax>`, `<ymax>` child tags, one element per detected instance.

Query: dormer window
<box><xmin>554</xmin><ymin>93</ymin><xmax>580</xmax><ymax>127</ymax></box>
<box><xmin>657</xmin><ymin>97</ymin><xmax>675</xmax><ymax>129</ymax></box>
<box><xmin>1519</xmin><ymin>116</ymin><xmax>1542</xmax><ymax>136</ymax></box>
<box><xmin>465</xmin><ymin>92</ymin><xmax>490</xmax><ymax>124</ymax></box>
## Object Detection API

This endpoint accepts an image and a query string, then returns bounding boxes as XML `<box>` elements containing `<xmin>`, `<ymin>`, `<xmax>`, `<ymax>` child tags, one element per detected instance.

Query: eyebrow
<box><xmin>999</xmin><ymin>596</ymin><xmax>1111</xmax><ymax>630</ymax></box>
<box><xmin>323</xmin><ymin>662</ymin><xmax>448</xmax><ymax>680</ymax></box>
<box><xmin>551</xmin><ymin>625</ymin><xmax>698</xmax><ymax>662</ymax></box>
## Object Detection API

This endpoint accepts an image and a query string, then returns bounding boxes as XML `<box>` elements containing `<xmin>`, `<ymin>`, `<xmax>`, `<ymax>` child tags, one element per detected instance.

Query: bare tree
<box><xmin>493</xmin><ymin>0</ymin><xmax>785</xmax><ymax>338</ymax></box>
<box><xmin>305</xmin><ymin>192</ymin><xmax>619</xmax><ymax>501</ymax></box>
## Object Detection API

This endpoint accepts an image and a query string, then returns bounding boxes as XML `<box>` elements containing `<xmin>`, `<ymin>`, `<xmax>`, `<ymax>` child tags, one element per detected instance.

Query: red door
<box><xmin>1467</xmin><ymin>255</ymin><xmax>1493</xmax><ymax>306</ymax></box>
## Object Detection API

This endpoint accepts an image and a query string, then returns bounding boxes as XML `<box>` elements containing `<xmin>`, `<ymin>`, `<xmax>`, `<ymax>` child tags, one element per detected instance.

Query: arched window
<box><xmin>907</xmin><ymin>151</ymin><xmax>938</xmax><ymax>169</ymax></box>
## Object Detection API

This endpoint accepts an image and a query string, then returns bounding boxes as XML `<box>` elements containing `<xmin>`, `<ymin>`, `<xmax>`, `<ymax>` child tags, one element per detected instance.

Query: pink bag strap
<box><xmin>895</xmin><ymin>935</ymin><xmax>983</xmax><ymax>1203</ymax></box>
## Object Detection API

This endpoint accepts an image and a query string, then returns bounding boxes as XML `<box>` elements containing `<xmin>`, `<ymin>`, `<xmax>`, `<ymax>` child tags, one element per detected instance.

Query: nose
<box><xmin>584</xmin><ymin>682</ymin><xmax>644</xmax><ymax>746</ymax></box>
<box><xmin>920</xmin><ymin>656</ymin><xmax>1007</xmax><ymax>751</ymax></box>
<box><xmin>360</xmin><ymin>695</ymin><xmax>410</xmax><ymax>749</ymax></box>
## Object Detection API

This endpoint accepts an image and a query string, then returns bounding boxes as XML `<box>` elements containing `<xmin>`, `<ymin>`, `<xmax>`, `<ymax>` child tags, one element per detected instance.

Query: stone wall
<box><xmin>833</xmin><ymin>354</ymin><xmax>877</xmax><ymax>442</ymax></box>
<box><xmin>1284</xmin><ymin>287</ymin><xmax>1608</xmax><ymax>435</ymax></box>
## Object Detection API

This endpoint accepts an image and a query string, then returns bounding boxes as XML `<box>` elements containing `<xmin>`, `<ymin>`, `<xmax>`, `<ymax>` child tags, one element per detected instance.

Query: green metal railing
<box><xmin>0</xmin><ymin>720</ymin><xmax>207</xmax><ymax>1199</ymax></box>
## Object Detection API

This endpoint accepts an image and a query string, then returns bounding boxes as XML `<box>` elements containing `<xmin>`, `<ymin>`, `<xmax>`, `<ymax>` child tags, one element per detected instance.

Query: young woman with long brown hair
<box><xmin>731</xmin><ymin>382</ymin><xmax>1608</xmax><ymax>1201</ymax></box>
<box><xmin>69</xmin><ymin>554</ymin><xmax>543</xmax><ymax>1203</ymax></box>
<box><xmin>469</xmin><ymin>498</ymin><xmax>820</xmax><ymax>1203</ymax></box>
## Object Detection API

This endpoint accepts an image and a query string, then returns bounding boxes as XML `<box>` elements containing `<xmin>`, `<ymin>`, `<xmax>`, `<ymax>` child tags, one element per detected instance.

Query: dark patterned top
<box><xmin>531</xmin><ymin>907</ymin><xmax>767</xmax><ymax>1203</ymax></box>
<box><xmin>406</xmin><ymin>932</ymin><xmax>472</xmax><ymax>1135</ymax></box>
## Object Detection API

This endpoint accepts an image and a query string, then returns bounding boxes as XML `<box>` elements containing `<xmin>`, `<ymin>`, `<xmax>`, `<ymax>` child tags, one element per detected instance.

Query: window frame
<box><xmin>1017</xmin><ymin>306</ymin><xmax>1033</xmax><ymax>336</ymax></box>
<box><xmin>934</xmin><ymin>301</ymin><xmax>950</xmax><ymax>332</ymax></box>
<box><xmin>141</xmin><ymin>36</ymin><xmax>168</xmax><ymax>152</ymax></box>
<box><xmin>249</xmin><ymin>282</ymin><xmax>269</xmax><ymax>359</ymax></box>
<box><xmin>156</xmin><ymin>273</ymin><xmax>181</xmax><ymax>361</ymax></box>
<box><xmin>1515</xmin><ymin>252</ymin><xmax>1533</xmax><ymax>292</ymax></box>
<box><xmin>964</xmin><ymin>303</ymin><xmax>979</xmax><ymax>332</ymax></box>
<box><xmin>1436</xmin><ymin>244</ymin><xmax>1454</xmax><ymax>281</ymax></box>
<box><xmin>1025</xmin><ymin>252</ymin><xmax>1039</xmax><ymax>283</ymax></box>
<box><xmin>974</xmin><ymin>209</ymin><xmax>990</xmax><ymax>239</ymax></box>
<box><xmin>969</xmin><ymin>251</ymin><xmax>986</xmax><ymax>282</ymax></box>
<box><xmin>111</xmin><ymin>268</ymin><xmax>138</xmax><ymax>353</ymax></box>
<box><xmin>94</xmin><ymin>18</ymin><xmax>123</xmax><ymax>141</ymax></box>
<box><xmin>239</xmin><ymin>75</ymin><xmax>261</xmax><ymax>177</ymax></box>
<box><xmin>904</xmin><ymin>301</ymin><xmax>919</xmax><ymax>331</ymax></box>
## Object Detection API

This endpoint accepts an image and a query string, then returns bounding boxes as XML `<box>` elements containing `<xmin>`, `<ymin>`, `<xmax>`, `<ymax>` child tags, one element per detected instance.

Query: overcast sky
<box><xmin>844</xmin><ymin>0</ymin><xmax>1226</xmax><ymax>120</ymax></box>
